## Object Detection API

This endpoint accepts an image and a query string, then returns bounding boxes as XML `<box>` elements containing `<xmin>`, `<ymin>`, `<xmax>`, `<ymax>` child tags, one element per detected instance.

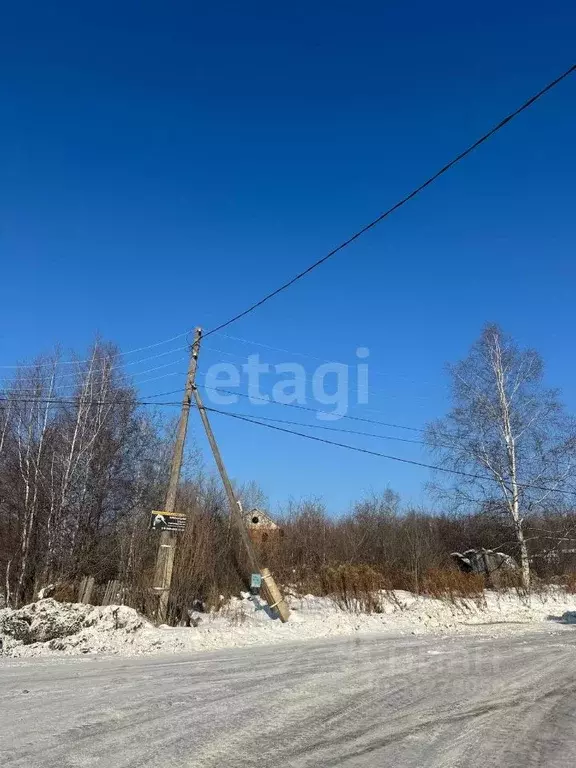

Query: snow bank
<box><xmin>1</xmin><ymin>589</ymin><xmax>575</xmax><ymax>659</ymax></box>
<box><xmin>0</xmin><ymin>599</ymin><xmax>150</xmax><ymax>656</ymax></box>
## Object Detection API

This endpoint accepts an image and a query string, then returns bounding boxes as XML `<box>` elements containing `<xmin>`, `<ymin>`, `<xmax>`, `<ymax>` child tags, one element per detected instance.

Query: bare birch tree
<box><xmin>426</xmin><ymin>324</ymin><xmax>576</xmax><ymax>589</ymax></box>
<box><xmin>0</xmin><ymin>339</ymin><xmax>175</xmax><ymax>603</ymax></box>
<box><xmin>1</xmin><ymin>357</ymin><xmax>58</xmax><ymax>602</ymax></box>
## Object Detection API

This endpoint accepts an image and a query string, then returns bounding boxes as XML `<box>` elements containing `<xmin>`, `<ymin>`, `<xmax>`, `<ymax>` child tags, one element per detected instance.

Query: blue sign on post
<box><xmin>250</xmin><ymin>573</ymin><xmax>262</xmax><ymax>590</ymax></box>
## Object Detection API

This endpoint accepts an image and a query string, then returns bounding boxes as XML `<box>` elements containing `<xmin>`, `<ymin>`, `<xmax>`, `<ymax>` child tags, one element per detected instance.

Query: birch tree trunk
<box><xmin>14</xmin><ymin>365</ymin><xmax>55</xmax><ymax>603</ymax></box>
<box><xmin>490</xmin><ymin>332</ymin><xmax>530</xmax><ymax>589</ymax></box>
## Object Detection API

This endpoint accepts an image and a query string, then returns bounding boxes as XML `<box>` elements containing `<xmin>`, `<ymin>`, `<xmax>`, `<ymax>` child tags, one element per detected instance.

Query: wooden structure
<box><xmin>77</xmin><ymin>576</ymin><xmax>95</xmax><ymax>604</ymax></box>
<box><xmin>243</xmin><ymin>508</ymin><xmax>280</xmax><ymax>545</ymax></box>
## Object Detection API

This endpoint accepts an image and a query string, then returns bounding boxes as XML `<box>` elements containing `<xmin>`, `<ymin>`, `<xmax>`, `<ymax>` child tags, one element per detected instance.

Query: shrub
<box><xmin>421</xmin><ymin>568</ymin><xmax>485</xmax><ymax>603</ymax></box>
<box><xmin>315</xmin><ymin>564</ymin><xmax>387</xmax><ymax>613</ymax></box>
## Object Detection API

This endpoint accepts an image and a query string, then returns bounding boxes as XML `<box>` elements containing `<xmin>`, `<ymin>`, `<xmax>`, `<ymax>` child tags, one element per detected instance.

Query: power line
<box><xmin>0</xmin><ymin>333</ymin><xmax>191</xmax><ymax>370</ymax></box>
<box><xmin>204</xmin><ymin>64</ymin><xmax>576</xmax><ymax>338</ymax></box>
<box><xmin>210</xmin><ymin>332</ymin><xmax>434</xmax><ymax>387</ymax></box>
<box><xmin>0</xmin><ymin>387</ymin><xmax>425</xmax><ymax>436</ymax></box>
<box><xmin>1</xmin><ymin>346</ymin><xmax>433</xmax><ymax>424</ymax></box>
<box><xmin>202</xmin><ymin>405</ymin><xmax>446</xmax><ymax>448</ymax></box>
<box><xmin>3</xmin><ymin>66</ymin><xmax>574</xmax><ymax>383</ymax></box>
<box><xmin>0</xmin><ymin>395</ymin><xmax>183</xmax><ymax>408</ymax></box>
<box><xmin>0</xmin><ymin>348</ymin><xmax>189</xmax><ymax>384</ymax></box>
<box><xmin>0</xmin><ymin>369</ymin><xmax>451</xmax><ymax>437</ymax></box>
<box><xmin>136</xmin><ymin>370</ymin><xmax>188</xmax><ymax>386</ymax></box>
<box><xmin>136</xmin><ymin>388</ymin><xmax>185</xmax><ymax>399</ymax></box>
<box><xmin>205</xmin><ymin>406</ymin><xmax>576</xmax><ymax>498</ymax></box>
<box><xmin>201</xmin><ymin>344</ymin><xmax>432</xmax><ymax>402</ymax></box>
<box><xmin>196</xmin><ymin>381</ymin><xmax>425</xmax><ymax>432</ymax></box>
<box><xmin>2</xmin><ymin>392</ymin><xmax>573</xmax><ymax>498</ymax></box>
<box><xmin>0</xmin><ymin>380</ymin><xmax>430</xmax><ymax>436</ymax></box>
<box><xmin>206</xmin><ymin>337</ymin><xmax>333</xmax><ymax>363</ymax></box>
<box><xmin>0</xmin><ymin>357</ymin><xmax>189</xmax><ymax>394</ymax></box>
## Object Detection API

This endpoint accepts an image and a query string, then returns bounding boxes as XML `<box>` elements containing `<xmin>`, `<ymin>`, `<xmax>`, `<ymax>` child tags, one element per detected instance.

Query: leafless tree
<box><xmin>0</xmin><ymin>357</ymin><xmax>58</xmax><ymax>602</ymax></box>
<box><xmin>426</xmin><ymin>324</ymin><xmax>576</xmax><ymax>589</ymax></box>
<box><xmin>2</xmin><ymin>330</ymin><xmax>576</xmax><ymax>614</ymax></box>
<box><xmin>0</xmin><ymin>340</ymin><xmax>183</xmax><ymax>604</ymax></box>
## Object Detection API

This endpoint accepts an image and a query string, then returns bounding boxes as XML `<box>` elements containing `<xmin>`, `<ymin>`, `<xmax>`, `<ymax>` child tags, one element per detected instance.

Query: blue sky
<box><xmin>1</xmin><ymin>1</ymin><xmax>575</xmax><ymax>512</ymax></box>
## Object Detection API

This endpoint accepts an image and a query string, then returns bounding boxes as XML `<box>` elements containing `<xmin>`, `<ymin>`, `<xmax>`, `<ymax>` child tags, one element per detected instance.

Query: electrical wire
<box><xmin>2</xmin><ymin>391</ymin><xmax>574</xmax><ymax>497</ymax></box>
<box><xmin>3</xmin><ymin>66</ymin><xmax>574</xmax><ymax>383</ymax></box>
<box><xmin>0</xmin><ymin>385</ymin><xmax>426</xmax><ymax>435</ymax></box>
<box><xmin>204</xmin><ymin>405</ymin><xmax>576</xmax><ymax>498</ymax></box>
<box><xmin>0</xmin><ymin>347</ymin><xmax>189</xmax><ymax>385</ymax></box>
<box><xmin>0</xmin><ymin>378</ymin><xmax>430</xmax><ymax>437</ymax></box>
<box><xmin>1</xmin><ymin>358</ymin><xmax>189</xmax><ymax>397</ymax></box>
<box><xmin>1</xmin><ymin>359</ymin><xmax>432</xmax><ymax>433</ymax></box>
<box><xmin>0</xmin><ymin>334</ymin><xmax>191</xmax><ymax>370</ymax></box>
<box><xmin>196</xmin><ymin>381</ymin><xmax>425</xmax><ymax>432</ymax></box>
<box><xmin>201</xmin><ymin>405</ymin><xmax>443</xmax><ymax>447</ymax></box>
<box><xmin>201</xmin><ymin>344</ymin><xmax>431</xmax><ymax>402</ymax></box>
<box><xmin>203</xmin><ymin>64</ymin><xmax>576</xmax><ymax>337</ymax></box>
<box><xmin>209</xmin><ymin>332</ymin><xmax>433</xmax><ymax>387</ymax></box>
<box><xmin>0</xmin><ymin>395</ymin><xmax>182</xmax><ymax>407</ymax></box>
<box><xmin>135</xmin><ymin>371</ymin><xmax>187</xmax><ymax>386</ymax></box>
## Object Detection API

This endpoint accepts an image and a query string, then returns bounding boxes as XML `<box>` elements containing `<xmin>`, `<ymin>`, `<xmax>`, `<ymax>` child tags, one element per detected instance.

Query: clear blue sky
<box><xmin>1</xmin><ymin>1</ymin><xmax>574</xmax><ymax>513</ymax></box>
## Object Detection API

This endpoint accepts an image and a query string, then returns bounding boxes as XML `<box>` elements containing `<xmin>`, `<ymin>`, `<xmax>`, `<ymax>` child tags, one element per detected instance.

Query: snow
<box><xmin>0</xmin><ymin>599</ymin><xmax>149</xmax><ymax>655</ymax></box>
<box><xmin>1</xmin><ymin>588</ymin><xmax>575</xmax><ymax>659</ymax></box>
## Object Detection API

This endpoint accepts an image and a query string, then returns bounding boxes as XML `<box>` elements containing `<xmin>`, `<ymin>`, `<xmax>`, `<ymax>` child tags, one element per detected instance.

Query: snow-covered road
<box><xmin>2</xmin><ymin>629</ymin><xmax>576</xmax><ymax>767</ymax></box>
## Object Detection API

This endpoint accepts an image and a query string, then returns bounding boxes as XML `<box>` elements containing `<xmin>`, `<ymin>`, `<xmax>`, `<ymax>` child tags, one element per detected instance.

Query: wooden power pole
<box><xmin>191</xmin><ymin>385</ymin><xmax>290</xmax><ymax>622</ymax></box>
<box><xmin>153</xmin><ymin>326</ymin><xmax>202</xmax><ymax>623</ymax></box>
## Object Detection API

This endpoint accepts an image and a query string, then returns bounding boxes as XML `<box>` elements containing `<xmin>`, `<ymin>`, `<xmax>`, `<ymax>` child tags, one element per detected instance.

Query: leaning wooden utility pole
<box><xmin>191</xmin><ymin>385</ymin><xmax>290</xmax><ymax>622</ymax></box>
<box><xmin>153</xmin><ymin>326</ymin><xmax>202</xmax><ymax>623</ymax></box>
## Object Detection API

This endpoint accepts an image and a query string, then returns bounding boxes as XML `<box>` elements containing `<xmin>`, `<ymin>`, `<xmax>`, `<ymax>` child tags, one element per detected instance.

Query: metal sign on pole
<box><xmin>250</xmin><ymin>573</ymin><xmax>262</xmax><ymax>595</ymax></box>
<box><xmin>151</xmin><ymin>324</ymin><xmax>289</xmax><ymax>624</ymax></box>
<box><xmin>149</xmin><ymin>511</ymin><xmax>187</xmax><ymax>532</ymax></box>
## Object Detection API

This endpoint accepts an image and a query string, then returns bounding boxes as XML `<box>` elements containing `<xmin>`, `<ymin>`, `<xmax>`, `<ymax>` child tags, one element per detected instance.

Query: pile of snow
<box><xmin>0</xmin><ymin>598</ymin><xmax>150</xmax><ymax>656</ymax></box>
<box><xmin>1</xmin><ymin>588</ymin><xmax>575</xmax><ymax>659</ymax></box>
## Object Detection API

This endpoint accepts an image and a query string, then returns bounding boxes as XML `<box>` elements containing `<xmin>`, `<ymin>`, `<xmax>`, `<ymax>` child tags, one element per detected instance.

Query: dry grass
<box><xmin>33</xmin><ymin>497</ymin><xmax>575</xmax><ymax>625</ymax></box>
<box><xmin>420</xmin><ymin>568</ymin><xmax>486</xmax><ymax>604</ymax></box>
<box><xmin>290</xmin><ymin>564</ymin><xmax>488</xmax><ymax>613</ymax></box>
<box><xmin>298</xmin><ymin>564</ymin><xmax>386</xmax><ymax>613</ymax></box>
<box><xmin>563</xmin><ymin>572</ymin><xmax>576</xmax><ymax>594</ymax></box>
<box><xmin>50</xmin><ymin>582</ymin><xmax>77</xmax><ymax>603</ymax></box>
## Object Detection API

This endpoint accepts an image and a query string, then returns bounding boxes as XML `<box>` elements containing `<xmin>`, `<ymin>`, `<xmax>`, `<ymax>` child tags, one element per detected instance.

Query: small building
<box><xmin>243</xmin><ymin>508</ymin><xmax>279</xmax><ymax>546</ymax></box>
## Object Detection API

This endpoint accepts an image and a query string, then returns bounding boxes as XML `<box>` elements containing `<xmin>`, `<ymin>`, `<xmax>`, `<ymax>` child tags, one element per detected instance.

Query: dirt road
<box><xmin>2</xmin><ymin>629</ymin><xmax>575</xmax><ymax>767</ymax></box>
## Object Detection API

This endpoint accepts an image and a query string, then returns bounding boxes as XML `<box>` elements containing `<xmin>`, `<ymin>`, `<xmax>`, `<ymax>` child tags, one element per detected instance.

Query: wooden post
<box><xmin>192</xmin><ymin>386</ymin><xmax>259</xmax><ymax>572</ymax></box>
<box><xmin>153</xmin><ymin>327</ymin><xmax>202</xmax><ymax>623</ymax></box>
<box><xmin>191</xmin><ymin>386</ymin><xmax>289</xmax><ymax>622</ymax></box>
<box><xmin>84</xmin><ymin>576</ymin><xmax>95</xmax><ymax>604</ymax></box>
<box><xmin>78</xmin><ymin>575</ymin><xmax>95</xmax><ymax>604</ymax></box>
<box><xmin>77</xmin><ymin>577</ymin><xmax>87</xmax><ymax>603</ymax></box>
<box><xmin>260</xmin><ymin>568</ymin><xmax>290</xmax><ymax>623</ymax></box>
<box><xmin>103</xmin><ymin>580</ymin><xmax>121</xmax><ymax>606</ymax></box>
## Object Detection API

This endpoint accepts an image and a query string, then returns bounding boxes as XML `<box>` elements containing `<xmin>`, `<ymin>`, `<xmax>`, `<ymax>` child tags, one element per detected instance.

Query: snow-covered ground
<box><xmin>1</xmin><ymin>589</ymin><xmax>575</xmax><ymax>658</ymax></box>
<box><xmin>3</xmin><ymin>631</ymin><xmax>576</xmax><ymax>767</ymax></box>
